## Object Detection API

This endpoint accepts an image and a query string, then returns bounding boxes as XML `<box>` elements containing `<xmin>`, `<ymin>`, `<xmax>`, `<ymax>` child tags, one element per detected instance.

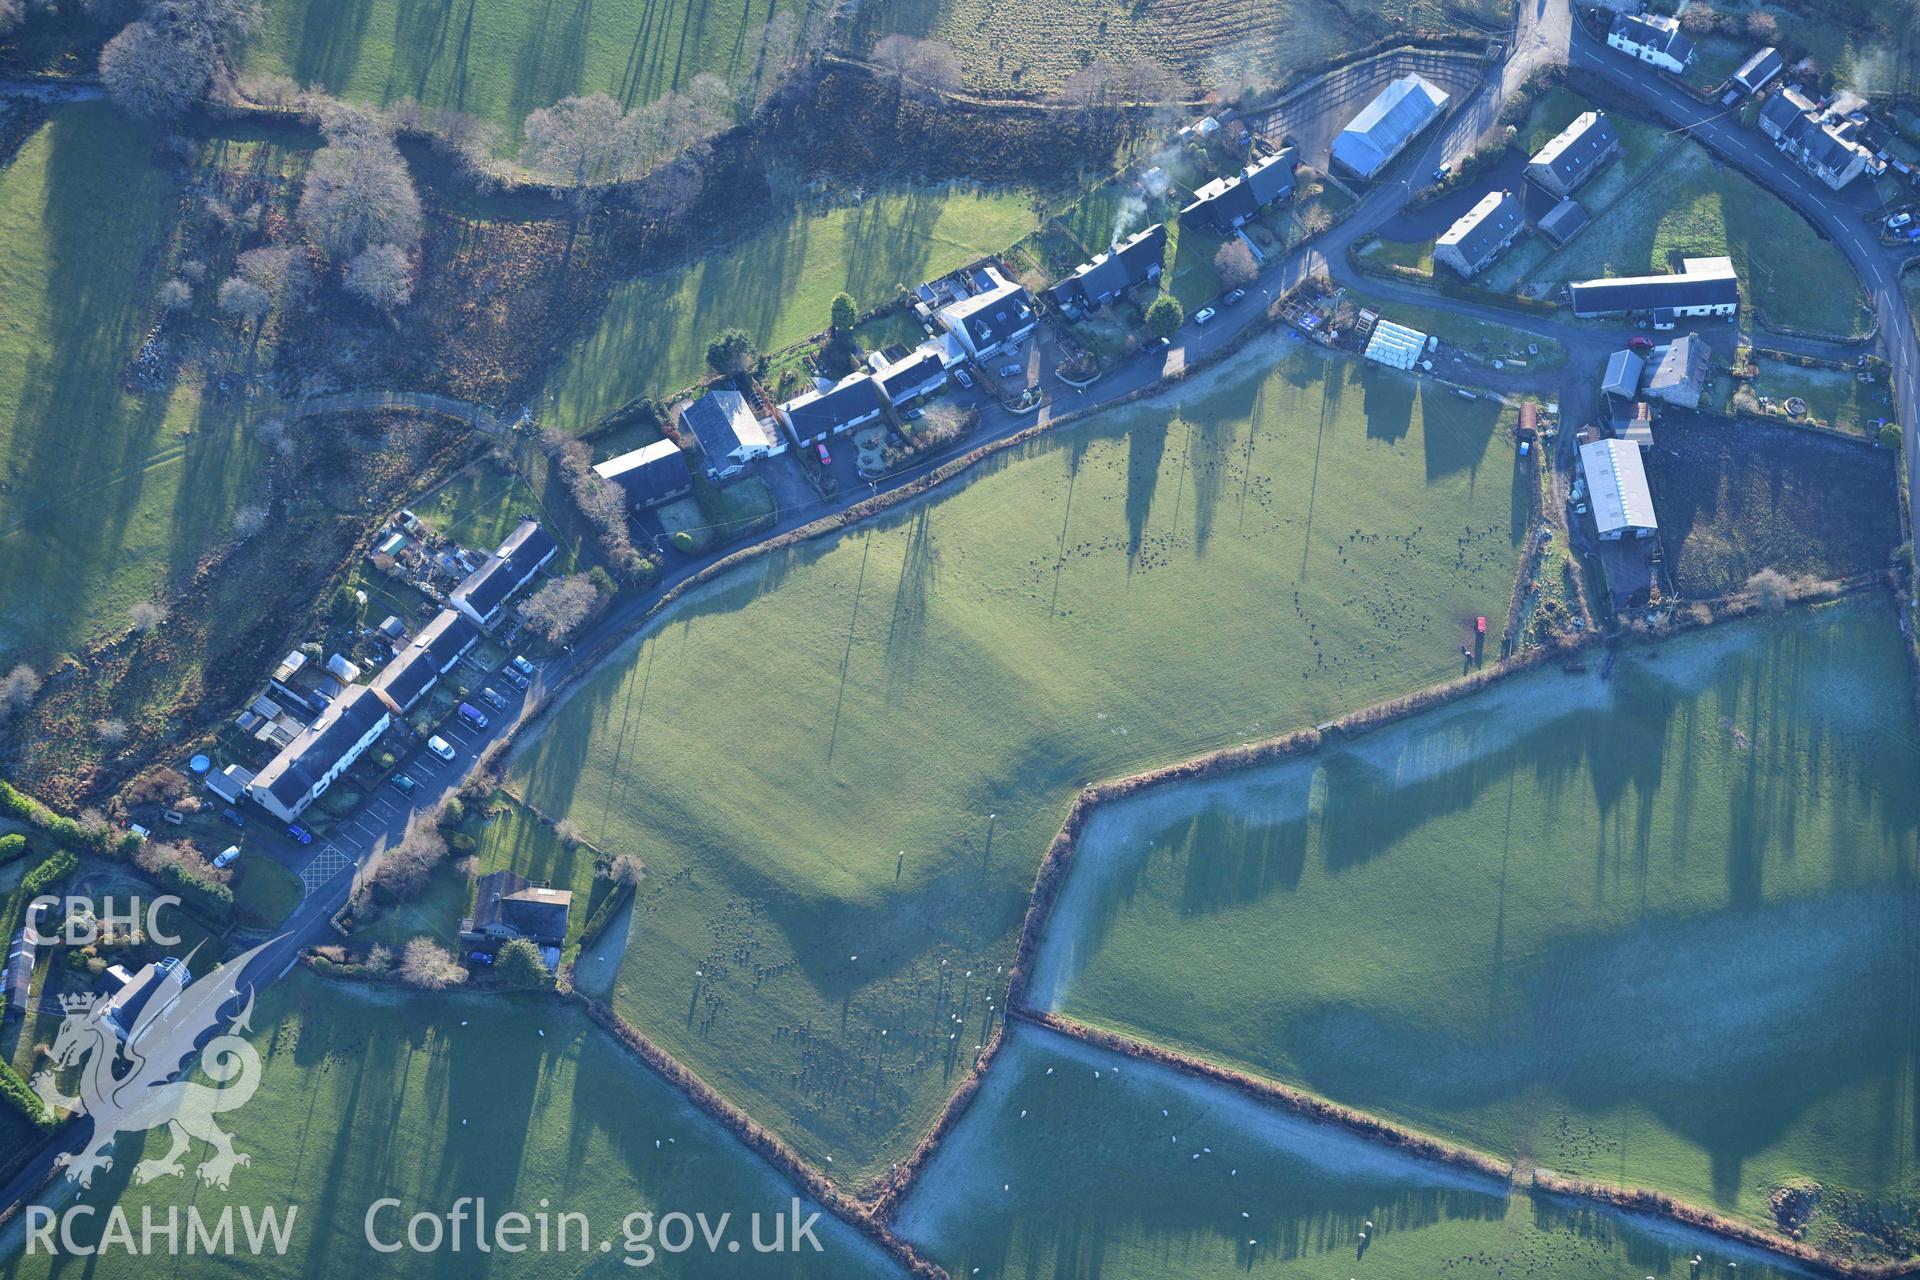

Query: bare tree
<box><xmin>344</xmin><ymin>242</ymin><xmax>414</xmax><ymax>312</ymax></box>
<box><xmin>216</xmin><ymin>274</ymin><xmax>271</xmax><ymax>321</ymax></box>
<box><xmin>871</xmin><ymin>34</ymin><xmax>960</xmax><ymax>98</ymax></box>
<box><xmin>1744</xmin><ymin>567</ymin><xmax>1791</xmax><ymax>611</ymax></box>
<box><xmin>517</xmin><ymin>574</ymin><xmax>603</xmax><ymax>644</ymax></box>
<box><xmin>128</xmin><ymin>600</ymin><xmax>169</xmax><ymax>631</ymax></box>
<box><xmin>606</xmin><ymin>852</ymin><xmax>646</xmax><ymax>886</ymax></box>
<box><xmin>100</xmin><ymin>19</ymin><xmax>213</xmax><ymax>119</ymax></box>
<box><xmin>1213</xmin><ymin>239</ymin><xmax>1258</xmax><ymax>289</ymax></box>
<box><xmin>94</xmin><ymin>718</ymin><xmax>130</xmax><ymax>744</ymax></box>
<box><xmin>398</xmin><ymin>938</ymin><xmax>466</xmax><ymax>989</ymax></box>
<box><xmin>520</xmin><ymin>92</ymin><xmax>643</xmax><ymax>189</ymax></box>
<box><xmin>231</xmin><ymin>503</ymin><xmax>268</xmax><ymax>538</ymax></box>
<box><xmin>297</xmin><ymin>116</ymin><xmax>422</xmax><ymax>261</ymax></box>
<box><xmin>157</xmin><ymin>277</ymin><xmax>193</xmax><ymax>311</ymax></box>
<box><xmin>1059</xmin><ymin>59</ymin><xmax>1122</xmax><ymax>112</ymax></box>
<box><xmin>363</xmin><ymin>815</ymin><xmax>448</xmax><ymax>902</ymax></box>
<box><xmin>0</xmin><ymin>664</ymin><xmax>42</xmax><ymax>715</ymax></box>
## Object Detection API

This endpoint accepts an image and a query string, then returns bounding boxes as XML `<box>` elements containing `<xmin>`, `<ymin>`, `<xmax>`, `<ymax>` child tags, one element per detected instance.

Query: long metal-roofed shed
<box><xmin>1580</xmin><ymin>438</ymin><xmax>1658</xmax><ymax>540</ymax></box>
<box><xmin>1331</xmin><ymin>74</ymin><xmax>1450</xmax><ymax>178</ymax></box>
<box><xmin>593</xmin><ymin>438</ymin><xmax>693</xmax><ymax>508</ymax></box>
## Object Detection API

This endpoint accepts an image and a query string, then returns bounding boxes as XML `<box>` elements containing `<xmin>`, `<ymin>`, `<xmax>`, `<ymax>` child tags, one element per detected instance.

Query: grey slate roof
<box><xmin>1611</xmin><ymin>11</ymin><xmax>1694</xmax><ymax>64</ymax></box>
<box><xmin>1331</xmin><ymin>75</ymin><xmax>1449</xmax><ymax>177</ymax></box>
<box><xmin>1049</xmin><ymin>223</ymin><xmax>1167</xmax><ymax>311</ymax></box>
<box><xmin>371</xmin><ymin>607</ymin><xmax>481</xmax><ymax>712</ymax></box>
<box><xmin>681</xmin><ymin>389</ymin><xmax>776</xmax><ymax>466</ymax></box>
<box><xmin>784</xmin><ymin>374</ymin><xmax>886</xmax><ymax>439</ymax></box>
<box><xmin>252</xmin><ymin>682</ymin><xmax>390</xmax><ymax>811</ymax></box>
<box><xmin>876</xmin><ymin>351</ymin><xmax>946</xmax><ymax>404</ymax></box>
<box><xmin>1734</xmin><ymin>46</ymin><xmax>1782</xmax><ymax>92</ymax></box>
<box><xmin>1602</xmin><ymin>348</ymin><xmax>1645</xmax><ymax>399</ymax></box>
<box><xmin>594</xmin><ymin>438</ymin><xmax>692</xmax><ymax>505</ymax></box>
<box><xmin>1527</xmin><ymin>112</ymin><xmax>1619</xmax><ymax>192</ymax></box>
<box><xmin>1179</xmin><ymin>150</ymin><xmax>1296</xmax><ymax>231</ymax></box>
<box><xmin>1646</xmin><ymin>333</ymin><xmax>1710</xmax><ymax>406</ymax></box>
<box><xmin>1537</xmin><ymin>197</ymin><xmax>1590</xmax><ymax>244</ymax></box>
<box><xmin>1569</xmin><ymin>257</ymin><xmax>1739</xmax><ymax>315</ymax></box>
<box><xmin>473</xmin><ymin>871</ymin><xmax>572</xmax><ymax>944</ymax></box>
<box><xmin>1436</xmin><ymin>189</ymin><xmax>1523</xmax><ymax>267</ymax></box>
<box><xmin>451</xmin><ymin>520</ymin><xmax>558</xmax><ymax>623</ymax></box>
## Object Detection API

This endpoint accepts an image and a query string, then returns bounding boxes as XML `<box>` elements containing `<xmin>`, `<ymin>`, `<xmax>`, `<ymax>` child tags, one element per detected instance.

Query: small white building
<box><xmin>936</xmin><ymin>266</ymin><xmax>1038</xmax><ymax>361</ymax></box>
<box><xmin>1580</xmin><ymin>438</ymin><xmax>1658</xmax><ymax>540</ymax></box>
<box><xmin>1607</xmin><ymin>11</ymin><xmax>1695</xmax><ymax>74</ymax></box>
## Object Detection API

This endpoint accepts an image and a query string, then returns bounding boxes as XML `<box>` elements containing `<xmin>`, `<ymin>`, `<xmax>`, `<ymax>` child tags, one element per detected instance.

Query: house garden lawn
<box><xmin>230</xmin><ymin>856</ymin><xmax>303</xmax><ymax>929</ymax></box>
<box><xmin>893</xmin><ymin>1026</ymin><xmax>1812</xmax><ymax>1280</ymax></box>
<box><xmin>472</xmin><ymin>793</ymin><xmax>608</xmax><ymax>959</ymax></box>
<box><xmin>353</xmin><ymin>857</ymin><xmax>474</xmax><ymax>952</ymax></box>
<box><xmin>236</xmin><ymin>0</ymin><xmax>815</xmax><ymax>151</ymax></box>
<box><xmin>1723</xmin><ymin>353</ymin><xmax>1895</xmax><ymax>436</ymax></box>
<box><xmin>1482</xmin><ymin>128</ymin><xmax>1871</xmax><ymax>339</ymax></box>
<box><xmin>0</xmin><ymin>103</ymin><xmax>272</xmax><ymax>663</ymax></box>
<box><xmin>538</xmin><ymin>186</ymin><xmax>1041</xmax><ymax>431</ymax></box>
<box><xmin>1026</xmin><ymin>600</ymin><xmax>1920</xmax><ymax>1259</ymax></box>
<box><xmin>0</xmin><ymin>971</ymin><xmax>907</xmax><ymax>1278</ymax></box>
<box><xmin>509</xmin><ymin>337</ymin><xmax>1530</xmax><ymax>1186</ymax></box>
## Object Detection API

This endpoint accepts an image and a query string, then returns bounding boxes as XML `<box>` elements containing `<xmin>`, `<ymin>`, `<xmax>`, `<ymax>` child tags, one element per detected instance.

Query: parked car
<box><xmin>997</xmin><ymin>362</ymin><xmax>1023</xmax><ymax>378</ymax></box>
<box><xmin>286</xmin><ymin>824</ymin><xmax>313</xmax><ymax>846</ymax></box>
<box><xmin>481</xmin><ymin>687</ymin><xmax>508</xmax><ymax>710</ymax></box>
<box><xmin>457</xmin><ymin>702</ymin><xmax>489</xmax><ymax>730</ymax></box>
<box><xmin>469</xmin><ymin>951</ymin><xmax>494</xmax><ymax>966</ymax></box>
<box><xmin>427</xmin><ymin>735</ymin><xmax>456</xmax><ymax>762</ymax></box>
<box><xmin>905</xmin><ymin>407</ymin><xmax>925</xmax><ymax>421</ymax></box>
<box><xmin>1194</xmin><ymin>307</ymin><xmax>1217</xmax><ymax>326</ymax></box>
<box><xmin>953</xmin><ymin>368</ymin><xmax>973</xmax><ymax>389</ymax></box>
<box><xmin>1222</xmin><ymin>289</ymin><xmax>1246</xmax><ymax>306</ymax></box>
<box><xmin>392</xmin><ymin>774</ymin><xmax>417</xmax><ymax>795</ymax></box>
<box><xmin>817</xmin><ymin>441</ymin><xmax>832</xmax><ymax>466</ymax></box>
<box><xmin>510</xmin><ymin>655</ymin><xmax>535</xmax><ymax>676</ymax></box>
<box><xmin>213</xmin><ymin>846</ymin><xmax>241</xmax><ymax>870</ymax></box>
<box><xmin>1432</xmin><ymin>163</ymin><xmax>1451</xmax><ymax>181</ymax></box>
<box><xmin>1628</xmin><ymin>336</ymin><xmax>1654</xmax><ymax>353</ymax></box>
<box><xmin>1888</xmin><ymin>211</ymin><xmax>1913</xmax><ymax>230</ymax></box>
<box><xmin>220</xmin><ymin>807</ymin><xmax>246</xmax><ymax>830</ymax></box>
<box><xmin>503</xmin><ymin>669</ymin><xmax>530</xmax><ymax>691</ymax></box>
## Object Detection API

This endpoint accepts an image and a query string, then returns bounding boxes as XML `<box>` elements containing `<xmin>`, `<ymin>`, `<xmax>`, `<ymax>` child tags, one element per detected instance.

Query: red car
<box><xmin>1628</xmin><ymin>336</ymin><xmax>1654</xmax><ymax>353</ymax></box>
<box><xmin>1476</xmin><ymin>616</ymin><xmax>1487</xmax><ymax>635</ymax></box>
<box><xmin>816</xmin><ymin>442</ymin><xmax>832</xmax><ymax>465</ymax></box>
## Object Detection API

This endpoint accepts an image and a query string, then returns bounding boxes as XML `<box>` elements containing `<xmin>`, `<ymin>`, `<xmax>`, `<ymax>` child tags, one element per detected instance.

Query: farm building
<box><xmin>249</xmin><ymin>683</ymin><xmax>392</xmax><ymax>822</ymax></box>
<box><xmin>1178</xmin><ymin>149</ymin><xmax>1297</xmax><ymax>233</ymax></box>
<box><xmin>6</xmin><ymin>927</ymin><xmax>32</xmax><ymax>1015</ymax></box>
<box><xmin>779</xmin><ymin>373</ymin><xmax>888</xmax><ymax>446</ymax></box>
<box><xmin>937</xmin><ymin>266</ymin><xmax>1038</xmax><ymax>360</ymax></box>
<box><xmin>1568</xmin><ymin>255</ymin><xmax>1738</xmax><ymax>320</ymax></box>
<box><xmin>1047</xmin><ymin>223</ymin><xmax>1167</xmax><ymax>315</ymax></box>
<box><xmin>1607</xmin><ymin>11</ymin><xmax>1694</xmax><ymax>73</ymax></box>
<box><xmin>593</xmin><ymin>439</ymin><xmax>693</xmax><ymax>508</ymax></box>
<box><xmin>1433</xmin><ymin>189</ymin><xmax>1525</xmax><ymax>278</ymax></box>
<box><xmin>370</xmin><ymin>608</ymin><xmax>481</xmax><ymax>714</ymax></box>
<box><xmin>1537</xmin><ymin>197</ymin><xmax>1590</xmax><ymax>246</ymax></box>
<box><xmin>1331</xmin><ymin>76</ymin><xmax>1449</xmax><ymax>178</ymax></box>
<box><xmin>1364</xmin><ymin>319</ymin><xmax>1429</xmax><ymax>370</ymax></box>
<box><xmin>1525</xmin><ymin>112</ymin><xmax>1620</xmax><ymax>199</ymax></box>
<box><xmin>681</xmin><ymin>388</ymin><xmax>785</xmax><ymax>479</ymax></box>
<box><xmin>874</xmin><ymin>349</ymin><xmax>948</xmax><ymax>405</ymax></box>
<box><xmin>1734</xmin><ymin>46</ymin><xmax>1783</xmax><ymax>95</ymax></box>
<box><xmin>449</xmin><ymin>520</ymin><xmax>558</xmax><ymax>628</ymax></box>
<box><xmin>1602</xmin><ymin>348</ymin><xmax>1645</xmax><ymax>400</ymax></box>
<box><xmin>1580</xmin><ymin>438</ymin><xmax>1658</xmax><ymax>540</ymax></box>
<box><xmin>1645</xmin><ymin>333</ymin><xmax>1711</xmax><ymax>408</ymax></box>
<box><xmin>1756</xmin><ymin>87</ymin><xmax>1873</xmax><ymax>190</ymax></box>
<box><xmin>463</xmin><ymin>871</ymin><xmax>573</xmax><ymax>971</ymax></box>
<box><xmin>101</xmin><ymin>956</ymin><xmax>189</xmax><ymax>1045</ymax></box>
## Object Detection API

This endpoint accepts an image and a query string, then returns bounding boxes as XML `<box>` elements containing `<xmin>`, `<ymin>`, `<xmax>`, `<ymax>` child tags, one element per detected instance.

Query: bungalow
<box><xmin>249</xmin><ymin>683</ymin><xmax>392</xmax><ymax>822</ymax></box>
<box><xmin>462</xmin><ymin>870</ymin><xmax>572</xmax><ymax>971</ymax></box>
<box><xmin>1568</xmin><ymin>255</ymin><xmax>1738</xmax><ymax>320</ymax></box>
<box><xmin>1733</xmin><ymin>46</ymin><xmax>1783</xmax><ymax>95</ymax></box>
<box><xmin>1432</xmin><ymin>189</ymin><xmax>1524</xmax><ymax>278</ymax></box>
<box><xmin>449</xmin><ymin>520</ymin><xmax>558</xmax><ymax>628</ymax></box>
<box><xmin>1047</xmin><ymin>223</ymin><xmax>1167</xmax><ymax>315</ymax></box>
<box><xmin>1757</xmin><ymin>87</ymin><xmax>1872</xmax><ymax>190</ymax></box>
<box><xmin>1645</xmin><ymin>333</ymin><xmax>1710</xmax><ymax>409</ymax></box>
<box><xmin>1178</xmin><ymin>148</ymin><xmax>1297</xmax><ymax>233</ymax></box>
<box><xmin>1601</xmin><ymin>348</ymin><xmax>1645</xmax><ymax>400</ymax></box>
<box><xmin>369</xmin><ymin>607</ymin><xmax>481</xmax><ymax>714</ymax></box>
<box><xmin>593</xmin><ymin>439</ymin><xmax>694</xmax><ymax>509</ymax></box>
<box><xmin>1607</xmin><ymin>11</ymin><xmax>1695</xmax><ymax>74</ymax></box>
<box><xmin>1580</xmin><ymin>438</ymin><xmax>1658</xmax><ymax>540</ymax></box>
<box><xmin>778</xmin><ymin>373</ymin><xmax>888</xmax><ymax>447</ymax></box>
<box><xmin>680</xmin><ymin>388</ymin><xmax>785</xmax><ymax>480</ymax></box>
<box><xmin>874</xmin><ymin>349</ymin><xmax>948</xmax><ymax>406</ymax></box>
<box><xmin>101</xmin><ymin>956</ymin><xmax>190</xmax><ymax>1045</ymax></box>
<box><xmin>937</xmin><ymin>266</ymin><xmax>1038</xmax><ymax>361</ymax></box>
<box><xmin>1525</xmin><ymin>112</ymin><xmax>1620</xmax><ymax>199</ymax></box>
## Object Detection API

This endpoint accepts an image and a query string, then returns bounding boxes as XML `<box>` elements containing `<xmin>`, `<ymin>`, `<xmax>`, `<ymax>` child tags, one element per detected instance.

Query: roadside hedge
<box><xmin>0</xmin><ymin>1060</ymin><xmax>53</xmax><ymax>1132</ymax></box>
<box><xmin>158</xmin><ymin>862</ymin><xmax>233</xmax><ymax>921</ymax></box>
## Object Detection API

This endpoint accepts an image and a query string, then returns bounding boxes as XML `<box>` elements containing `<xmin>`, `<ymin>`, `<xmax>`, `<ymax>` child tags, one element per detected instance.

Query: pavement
<box><xmin>4</xmin><ymin>0</ymin><xmax>1917</xmax><ymax>1220</ymax></box>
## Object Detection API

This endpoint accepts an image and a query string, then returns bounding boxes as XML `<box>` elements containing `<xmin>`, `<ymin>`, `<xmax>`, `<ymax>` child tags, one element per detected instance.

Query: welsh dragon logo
<box><xmin>29</xmin><ymin>940</ymin><xmax>278</xmax><ymax>1191</ymax></box>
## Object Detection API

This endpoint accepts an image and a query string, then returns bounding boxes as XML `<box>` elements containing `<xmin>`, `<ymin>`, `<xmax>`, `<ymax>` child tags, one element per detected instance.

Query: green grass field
<box><xmin>539</xmin><ymin>185</ymin><xmax>1040</xmax><ymax>430</ymax></box>
<box><xmin>510</xmin><ymin>339</ymin><xmax>1529</xmax><ymax>1184</ymax></box>
<box><xmin>238</xmin><ymin>0</ymin><xmax>819</xmax><ymax>149</ymax></box>
<box><xmin>0</xmin><ymin>972</ymin><xmax>905</xmax><ymax>1277</ymax></box>
<box><xmin>1028</xmin><ymin>601</ymin><xmax>1920</xmax><ymax>1256</ymax></box>
<box><xmin>231</xmin><ymin>857</ymin><xmax>304</xmax><ymax>929</ymax></box>
<box><xmin>894</xmin><ymin>1026</ymin><xmax>1809</xmax><ymax>1280</ymax></box>
<box><xmin>856</xmin><ymin>0</ymin><xmax>1504</xmax><ymax>96</ymax></box>
<box><xmin>0</xmin><ymin>103</ymin><xmax>270</xmax><ymax>663</ymax></box>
